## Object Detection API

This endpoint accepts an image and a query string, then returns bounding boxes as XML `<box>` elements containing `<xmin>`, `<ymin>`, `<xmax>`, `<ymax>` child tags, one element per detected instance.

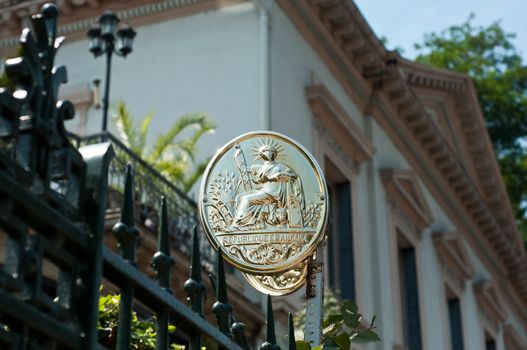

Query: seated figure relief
<box><xmin>230</xmin><ymin>141</ymin><xmax>305</xmax><ymax>231</ymax></box>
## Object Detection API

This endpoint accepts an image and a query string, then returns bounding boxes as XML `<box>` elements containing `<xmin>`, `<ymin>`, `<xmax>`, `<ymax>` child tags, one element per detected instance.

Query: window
<box><xmin>447</xmin><ymin>297</ymin><xmax>464</xmax><ymax>350</ymax></box>
<box><xmin>485</xmin><ymin>336</ymin><xmax>496</xmax><ymax>350</ymax></box>
<box><xmin>326</xmin><ymin>157</ymin><xmax>355</xmax><ymax>301</ymax></box>
<box><xmin>382</xmin><ymin>169</ymin><xmax>430</xmax><ymax>350</ymax></box>
<box><xmin>398</xmin><ymin>235</ymin><xmax>422</xmax><ymax>350</ymax></box>
<box><xmin>432</xmin><ymin>231</ymin><xmax>474</xmax><ymax>350</ymax></box>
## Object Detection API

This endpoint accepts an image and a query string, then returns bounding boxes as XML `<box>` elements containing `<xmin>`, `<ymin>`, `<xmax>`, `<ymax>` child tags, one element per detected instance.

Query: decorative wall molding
<box><xmin>381</xmin><ymin>168</ymin><xmax>433</xmax><ymax>233</ymax></box>
<box><xmin>314</xmin><ymin>121</ymin><xmax>355</xmax><ymax>172</ymax></box>
<box><xmin>433</xmin><ymin>231</ymin><xmax>475</xmax><ymax>293</ymax></box>
<box><xmin>474</xmin><ymin>280</ymin><xmax>506</xmax><ymax>332</ymax></box>
<box><xmin>306</xmin><ymin>84</ymin><xmax>376</xmax><ymax>165</ymax></box>
<box><xmin>388</xmin><ymin>199</ymin><xmax>419</xmax><ymax>243</ymax></box>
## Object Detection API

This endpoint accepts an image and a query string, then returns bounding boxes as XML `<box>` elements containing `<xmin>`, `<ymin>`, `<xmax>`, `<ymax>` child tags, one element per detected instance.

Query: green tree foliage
<box><xmin>113</xmin><ymin>101</ymin><xmax>215</xmax><ymax>193</ymax></box>
<box><xmin>294</xmin><ymin>290</ymin><xmax>380</xmax><ymax>349</ymax></box>
<box><xmin>414</xmin><ymin>15</ymin><xmax>527</xmax><ymax>243</ymax></box>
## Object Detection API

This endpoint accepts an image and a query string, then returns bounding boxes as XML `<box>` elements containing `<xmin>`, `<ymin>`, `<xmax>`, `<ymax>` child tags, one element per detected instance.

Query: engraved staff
<box><xmin>234</xmin><ymin>144</ymin><xmax>252</xmax><ymax>191</ymax></box>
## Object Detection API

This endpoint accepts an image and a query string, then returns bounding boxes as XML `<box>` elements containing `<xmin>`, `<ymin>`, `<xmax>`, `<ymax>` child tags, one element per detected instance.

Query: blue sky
<box><xmin>354</xmin><ymin>0</ymin><xmax>527</xmax><ymax>60</ymax></box>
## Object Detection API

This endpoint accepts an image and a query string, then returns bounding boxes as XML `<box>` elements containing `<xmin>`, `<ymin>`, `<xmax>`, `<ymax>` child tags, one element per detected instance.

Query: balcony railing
<box><xmin>0</xmin><ymin>0</ymin><xmax>34</xmax><ymax>9</ymax></box>
<box><xmin>71</xmin><ymin>131</ymin><xmax>216</xmax><ymax>268</ymax></box>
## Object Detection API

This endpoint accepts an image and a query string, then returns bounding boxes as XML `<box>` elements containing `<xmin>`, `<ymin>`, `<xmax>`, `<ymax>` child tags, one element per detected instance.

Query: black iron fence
<box><xmin>0</xmin><ymin>4</ymin><xmax>296</xmax><ymax>349</ymax></box>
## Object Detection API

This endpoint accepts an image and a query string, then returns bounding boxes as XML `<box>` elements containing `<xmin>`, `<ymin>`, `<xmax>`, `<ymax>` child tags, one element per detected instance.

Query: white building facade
<box><xmin>1</xmin><ymin>0</ymin><xmax>526</xmax><ymax>349</ymax></box>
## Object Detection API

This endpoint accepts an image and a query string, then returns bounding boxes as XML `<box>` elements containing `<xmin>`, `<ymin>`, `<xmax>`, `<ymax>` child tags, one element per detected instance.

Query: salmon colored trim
<box><xmin>306</xmin><ymin>84</ymin><xmax>376</xmax><ymax>164</ymax></box>
<box><xmin>433</xmin><ymin>231</ymin><xmax>475</xmax><ymax>288</ymax></box>
<box><xmin>380</xmin><ymin>168</ymin><xmax>433</xmax><ymax>232</ymax></box>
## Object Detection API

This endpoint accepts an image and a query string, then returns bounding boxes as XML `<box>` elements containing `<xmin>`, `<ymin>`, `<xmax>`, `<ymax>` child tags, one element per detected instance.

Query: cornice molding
<box><xmin>296</xmin><ymin>0</ymin><xmax>385</xmax><ymax>74</ymax></box>
<box><xmin>276</xmin><ymin>0</ymin><xmax>383</xmax><ymax>113</ymax></box>
<box><xmin>398</xmin><ymin>59</ymin><xmax>467</xmax><ymax>93</ymax></box>
<box><xmin>381</xmin><ymin>168</ymin><xmax>433</xmax><ymax>233</ymax></box>
<box><xmin>378</xmin><ymin>58</ymin><xmax>527</xmax><ymax>307</ymax></box>
<box><xmin>0</xmin><ymin>0</ymin><xmax>243</xmax><ymax>55</ymax></box>
<box><xmin>306</xmin><ymin>84</ymin><xmax>376</xmax><ymax>165</ymax></box>
<box><xmin>433</xmin><ymin>231</ymin><xmax>475</xmax><ymax>291</ymax></box>
<box><xmin>398</xmin><ymin>59</ymin><xmax>520</xmax><ymax>248</ymax></box>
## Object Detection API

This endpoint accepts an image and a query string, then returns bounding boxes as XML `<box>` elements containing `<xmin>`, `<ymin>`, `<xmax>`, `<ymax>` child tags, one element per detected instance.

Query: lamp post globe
<box><xmin>87</xmin><ymin>11</ymin><xmax>136</xmax><ymax>132</ymax></box>
<box><xmin>99</xmin><ymin>11</ymin><xmax>119</xmax><ymax>38</ymax></box>
<box><xmin>116</xmin><ymin>26</ymin><xmax>137</xmax><ymax>57</ymax></box>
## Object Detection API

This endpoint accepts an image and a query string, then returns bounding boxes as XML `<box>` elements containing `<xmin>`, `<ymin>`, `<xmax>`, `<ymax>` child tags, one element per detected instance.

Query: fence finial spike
<box><xmin>266</xmin><ymin>294</ymin><xmax>276</xmax><ymax>344</ymax></box>
<box><xmin>113</xmin><ymin>163</ymin><xmax>139</xmax><ymax>263</ymax></box>
<box><xmin>212</xmin><ymin>249</ymin><xmax>233</xmax><ymax>336</ymax></box>
<box><xmin>184</xmin><ymin>226</ymin><xmax>206</xmax><ymax>317</ymax></box>
<box><xmin>152</xmin><ymin>195</ymin><xmax>174</xmax><ymax>292</ymax></box>
<box><xmin>259</xmin><ymin>294</ymin><xmax>279</xmax><ymax>350</ymax></box>
<box><xmin>191</xmin><ymin>226</ymin><xmax>202</xmax><ymax>282</ymax></box>
<box><xmin>158</xmin><ymin>196</ymin><xmax>169</xmax><ymax>254</ymax></box>
<box><xmin>231</xmin><ymin>318</ymin><xmax>251</xmax><ymax>350</ymax></box>
<box><xmin>121</xmin><ymin>164</ymin><xmax>134</xmax><ymax>226</ymax></box>
<box><xmin>288</xmin><ymin>312</ymin><xmax>296</xmax><ymax>350</ymax></box>
<box><xmin>216</xmin><ymin>249</ymin><xmax>228</xmax><ymax>303</ymax></box>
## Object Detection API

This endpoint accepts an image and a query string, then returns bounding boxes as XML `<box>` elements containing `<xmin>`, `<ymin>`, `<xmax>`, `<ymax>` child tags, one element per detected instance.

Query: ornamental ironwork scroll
<box><xmin>0</xmin><ymin>3</ymin><xmax>85</xmax><ymax>214</ymax></box>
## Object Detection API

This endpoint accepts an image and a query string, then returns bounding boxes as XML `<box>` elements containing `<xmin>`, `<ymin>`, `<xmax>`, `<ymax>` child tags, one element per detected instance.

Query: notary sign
<box><xmin>198</xmin><ymin>131</ymin><xmax>328</xmax><ymax>295</ymax></box>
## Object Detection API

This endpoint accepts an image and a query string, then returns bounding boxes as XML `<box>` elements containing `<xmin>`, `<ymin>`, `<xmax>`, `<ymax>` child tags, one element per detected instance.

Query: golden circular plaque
<box><xmin>198</xmin><ymin>131</ymin><xmax>328</xmax><ymax>275</ymax></box>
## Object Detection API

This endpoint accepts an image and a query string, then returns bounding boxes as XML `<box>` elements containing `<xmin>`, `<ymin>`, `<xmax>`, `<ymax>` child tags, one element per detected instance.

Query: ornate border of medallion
<box><xmin>198</xmin><ymin>131</ymin><xmax>329</xmax><ymax>275</ymax></box>
<box><xmin>242</xmin><ymin>264</ymin><xmax>308</xmax><ymax>296</ymax></box>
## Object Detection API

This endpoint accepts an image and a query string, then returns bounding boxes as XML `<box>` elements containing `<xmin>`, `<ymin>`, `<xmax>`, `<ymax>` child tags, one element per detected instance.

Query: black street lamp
<box><xmin>87</xmin><ymin>11</ymin><xmax>136</xmax><ymax>132</ymax></box>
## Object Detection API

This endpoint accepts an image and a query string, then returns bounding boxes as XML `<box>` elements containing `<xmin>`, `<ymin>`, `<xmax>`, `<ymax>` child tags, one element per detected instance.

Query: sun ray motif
<box><xmin>250</xmin><ymin>138</ymin><xmax>285</xmax><ymax>160</ymax></box>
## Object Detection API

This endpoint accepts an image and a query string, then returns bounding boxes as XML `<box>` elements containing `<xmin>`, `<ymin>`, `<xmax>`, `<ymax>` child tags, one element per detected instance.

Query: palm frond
<box><xmin>173</xmin><ymin>139</ymin><xmax>197</xmax><ymax>162</ymax></box>
<box><xmin>161</xmin><ymin>114</ymin><xmax>215</xmax><ymax>163</ymax></box>
<box><xmin>112</xmin><ymin>103</ymin><xmax>215</xmax><ymax>193</ymax></box>
<box><xmin>148</xmin><ymin>114</ymin><xmax>215</xmax><ymax>162</ymax></box>
<box><xmin>155</xmin><ymin>160</ymin><xmax>187</xmax><ymax>188</ymax></box>
<box><xmin>113</xmin><ymin>101</ymin><xmax>140</xmax><ymax>155</ymax></box>
<box><xmin>138</xmin><ymin>111</ymin><xmax>154</xmax><ymax>155</ymax></box>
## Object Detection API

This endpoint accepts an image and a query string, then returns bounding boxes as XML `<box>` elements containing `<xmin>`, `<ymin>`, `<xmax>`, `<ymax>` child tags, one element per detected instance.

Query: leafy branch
<box><xmin>295</xmin><ymin>290</ymin><xmax>380</xmax><ymax>349</ymax></box>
